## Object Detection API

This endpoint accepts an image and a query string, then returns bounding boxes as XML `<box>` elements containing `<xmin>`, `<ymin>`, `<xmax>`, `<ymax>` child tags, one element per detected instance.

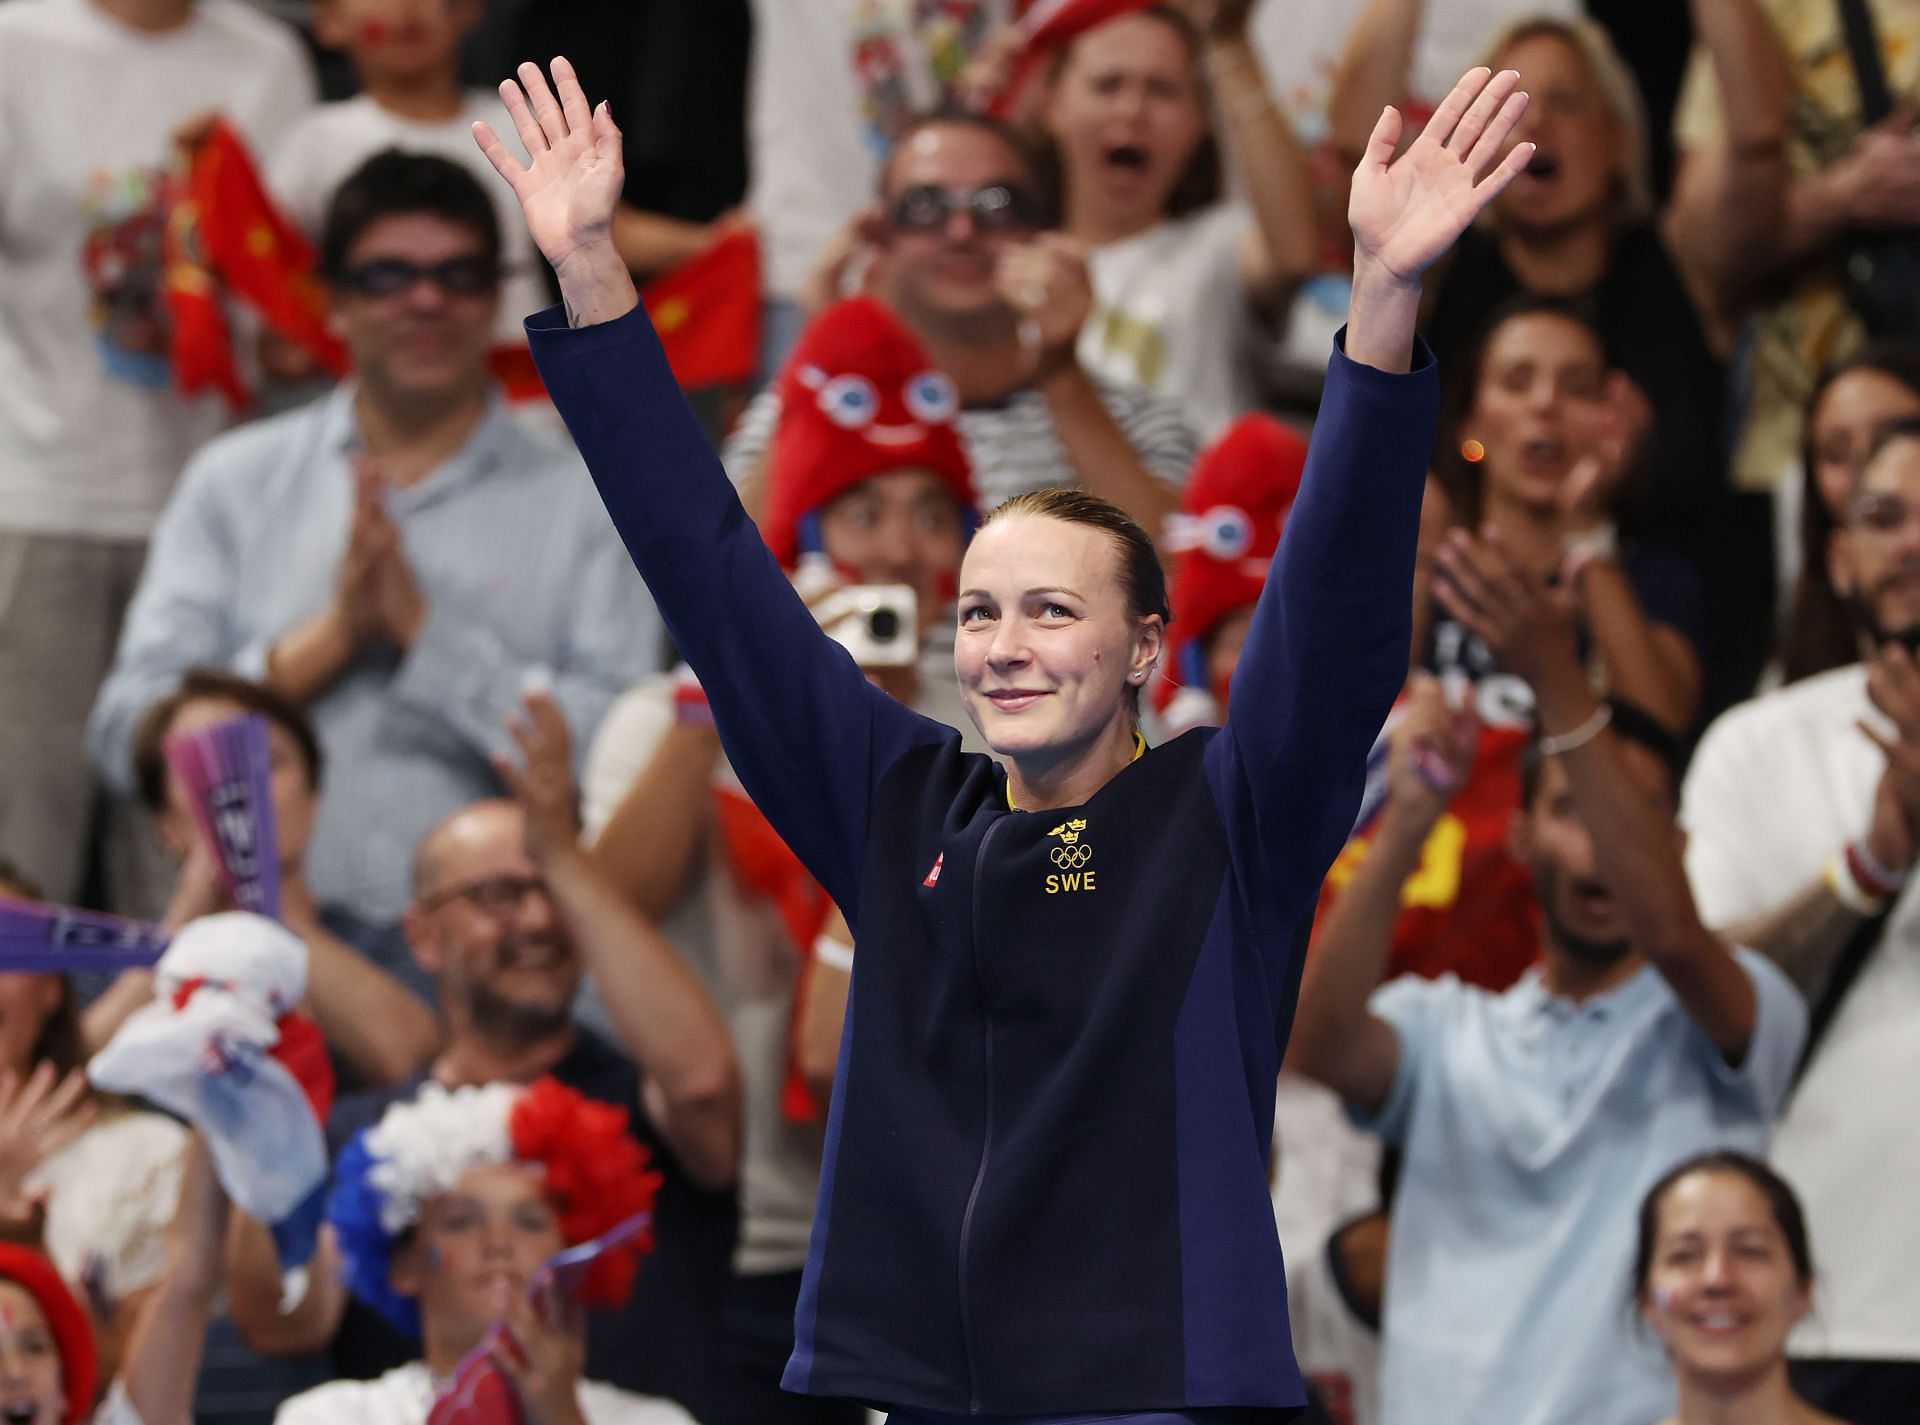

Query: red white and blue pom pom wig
<box><xmin>327</xmin><ymin>1077</ymin><xmax>661</xmax><ymax>1337</ymax></box>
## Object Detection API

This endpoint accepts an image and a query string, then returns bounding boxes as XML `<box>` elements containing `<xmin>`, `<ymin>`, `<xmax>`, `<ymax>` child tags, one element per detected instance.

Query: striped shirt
<box><xmin>721</xmin><ymin>375</ymin><xmax>1199</xmax><ymax>512</ymax></box>
<box><xmin>86</xmin><ymin>386</ymin><xmax>663</xmax><ymax>923</ymax></box>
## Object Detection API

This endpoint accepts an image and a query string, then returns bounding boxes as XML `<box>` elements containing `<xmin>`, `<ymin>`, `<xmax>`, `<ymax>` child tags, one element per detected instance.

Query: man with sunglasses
<box><xmin>1680</xmin><ymin>416</ymin><xmax>1920</xmax><ymax>1423</ymax></box>
<box><xmin>225</xmin><ymin>692</ymin><xmax>741</xmax><ymax>1419</ymax></box>
<box><xmin>725</xmin><ymin>112</ymin><xmax>1197</xmax><ymax>532</ymax></box>
<box><xmin>89</xmin><ymin>150</ymin><xmax>660</xmax><ymax>939</ymax></box>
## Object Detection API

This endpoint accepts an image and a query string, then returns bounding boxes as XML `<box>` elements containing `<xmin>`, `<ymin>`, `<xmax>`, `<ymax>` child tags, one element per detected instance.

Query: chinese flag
<box><xmin>1313</xmin><ymin>722</ymin><xmax>1542</xmax><ymax>994</ymax></box>
<box><xmin>164</xmin><ymin>118</ymin><xmax>347</xmax><ymax>407</ymax></box>
<box><xmin>640</xmin><ymin>227</ymin><xmax>761</xmax><ymax>392</ymax></box>
<box><xmin>988</xmin><ymin>0</ymin><xmax>1158</xmax><ymax>117</ymax></box>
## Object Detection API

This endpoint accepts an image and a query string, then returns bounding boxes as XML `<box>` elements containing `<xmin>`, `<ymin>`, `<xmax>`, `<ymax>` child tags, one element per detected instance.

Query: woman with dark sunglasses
<box><xmin>479</xmin><ymin>55</ymin><xmax>1532</xmax><ymax>1425</ymax></box>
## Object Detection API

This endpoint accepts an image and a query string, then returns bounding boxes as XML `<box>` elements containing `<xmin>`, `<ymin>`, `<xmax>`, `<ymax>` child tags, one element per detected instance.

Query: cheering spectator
<box><xmin>1334</xmin><ymin>1</ymin><xmax>1791</xmax><ymax>712</ymax></box>
<box><xmin>1777</xmin><ymin>344</ymin><xmax>1920</xmax><ymax>685</ymax></box>
<box><xmin>1030</xmin><ymin>1</ymin><xmax>1318</xmax><ymax>438</ymax></box>
<box><xmin>1681</xmin><ymin>418</ymin><xmax>1920</xmax><ymax>1425</ymax></box>
<box><xmin>226</xmin><ymin>693</ymin><xmax>738</xmax><ymax>1418</ymax></box>
<box><xmin>86</xmin><ymin>151</ymin><xmax>660</xmax><ymax>932</ymax></box>
<box><xmin>1635</xmin><ymin>1153</ymin><xmax>1848</xmax><ymax>1425</ymax></box>
<box><xmin>266</xmin><ymin>0</ymin><xmax>549</xmax><ymax>349</ymax></box>
<box><xmin>0</xmin><ymin>860</ymin><xmax>190</xmax><ymax>1390</ymax></box>
<box><xmin>584</xmin><ymin>296</ymin><xmax>985</xmax><ymax>1425</ymax></box>
<box><xmin>0</xmin><ymin>0</ymin><xmax>314</xmax><ymax>909</ymax></box>
<box><xmin>118</xmin><ymin>670</ymin><xmax>440</xmax><ymax>1087</ymax></box>
<box><xmin>1674</xmin><ymin>0</ymin><xmax>1920</xmax><ymax>493</ymax></box>
<box><xmin>728</xmin><ymin>109</ymin><xmax>1198</xmax><ymax>528</ymax></box>
<box><xmin>275</xmin><ymin>1078</ymin><xmax>695</xmax><ymax>1425</ymax></box>
<box><xmin>1354</xmin><ymin>296</ymin><xmax>1702</xmax><ymax>993</ymax></box>
<box><xmin>1291</xmin><ymin>534</ymin><xmax>1807</xmax><ymax>1425</ymax></box>
<box><xmin>742</xmin><ymin>0</ymin><xmax>1010</xmax><ymax>377</ymax></box>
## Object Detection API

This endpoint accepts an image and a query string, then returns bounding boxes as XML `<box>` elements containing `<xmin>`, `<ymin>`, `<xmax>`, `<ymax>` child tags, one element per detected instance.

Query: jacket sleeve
<box><xmin>525</xmin><ymin>305</ymin><xmax>950</xmax><ymax>921</ymax></box>
<box><xmin>1203</xmin><ymin>330</ymin><xmax>1438</xmax><ymax>936</ymax></box>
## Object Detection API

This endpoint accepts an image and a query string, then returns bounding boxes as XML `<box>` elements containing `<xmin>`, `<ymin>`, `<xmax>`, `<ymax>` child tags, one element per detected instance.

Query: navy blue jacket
<box><xmin>528</xmin><ymin>305</ymin><xmax>1437</xmax><ymax>1417</ymax></box>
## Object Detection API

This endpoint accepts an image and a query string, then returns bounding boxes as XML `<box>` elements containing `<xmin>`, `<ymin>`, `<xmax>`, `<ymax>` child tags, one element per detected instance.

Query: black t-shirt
<box><xmin>327</xmin><ymin>1031</ymin><xmax>737</xmax><ymax>1419</ymax></box>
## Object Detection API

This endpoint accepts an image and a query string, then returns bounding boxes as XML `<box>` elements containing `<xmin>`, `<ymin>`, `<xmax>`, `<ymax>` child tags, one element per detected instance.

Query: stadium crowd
<box><xmin>0</xmin><ymin>1</ymin><xmax>1915</xmax><ymax>1424</ymax></box>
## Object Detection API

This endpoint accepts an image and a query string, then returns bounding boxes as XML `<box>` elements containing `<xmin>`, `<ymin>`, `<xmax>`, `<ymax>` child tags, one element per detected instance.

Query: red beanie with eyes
<box><xmin>1161</xmin><ymin>413</ymin><xmax>1309</xmax><ymax>705</ymax></box>
<box><xmin>762</xmin><ymin>297</ymin><xmax>976</xmax><ymax>568</ymax></box>
<box><xmin>0</xmin><ymin>1244</ymin><xmax>98</xmax><ymax>1425</ymax></box>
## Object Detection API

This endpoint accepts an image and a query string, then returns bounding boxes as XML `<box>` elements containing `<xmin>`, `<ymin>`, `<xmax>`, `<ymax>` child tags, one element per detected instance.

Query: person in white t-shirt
<box><xmin>1680</xmin><ymin>416</ymin><xmax>1920</xmax><ymax>1425</ymax></box>
<box><xmin>0</xmin><ymin>0</ymin><xmax>315</xmax><ymax>909</ymax></box>
<box><xmin>1035</xmin><ymin>0</ymin><xmax>1319</xmax><ymax>439</ymax></box>
<box><xmin>267</xmin><ymin>0</ymin><xmax>547</xmax><ymax>349</ymax></box>
<box><xmin>276</xmin><ymin>1079</ymin><xmax>698</xmax><ymax>1425</ymax></box>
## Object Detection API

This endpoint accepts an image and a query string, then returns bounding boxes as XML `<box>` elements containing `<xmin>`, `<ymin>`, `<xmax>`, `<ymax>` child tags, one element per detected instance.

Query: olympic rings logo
<box><xmin>1050</xmin><ymin>844</ymin><xmax>1093</xmax><ymax>869</ymax></box>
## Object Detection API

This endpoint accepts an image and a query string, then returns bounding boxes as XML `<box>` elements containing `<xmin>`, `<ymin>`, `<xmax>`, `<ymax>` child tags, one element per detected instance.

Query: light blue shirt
<box><xmin>1362</xmin><ymin>949</ymin><xmax>1806</xmax><ymax>1425</ymax></box>
<box><xmin>87</xmin><ymin>386</ymin><xmax>662</xmax><ymax>922</ymax></box>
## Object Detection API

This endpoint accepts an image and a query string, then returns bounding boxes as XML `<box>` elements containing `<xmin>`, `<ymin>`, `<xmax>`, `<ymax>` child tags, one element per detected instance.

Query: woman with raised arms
<box><xmin>475</xmin><ymin>57</ymin><xmax>1531</xmax><ymax>1425</ymax></box>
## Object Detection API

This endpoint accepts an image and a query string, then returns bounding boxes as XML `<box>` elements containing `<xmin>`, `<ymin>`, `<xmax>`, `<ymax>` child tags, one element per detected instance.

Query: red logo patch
<box><xmin>922</xmin><ymin>852</ymin><xmax>944</xmax><ymax>888</ymax></box>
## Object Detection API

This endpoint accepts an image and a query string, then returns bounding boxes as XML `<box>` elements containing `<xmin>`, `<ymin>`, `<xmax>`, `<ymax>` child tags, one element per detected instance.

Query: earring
<box><xmin>1460</xmin><ymin>438</ymin><xmax>1486</xmax><ymax>464</ymax></box>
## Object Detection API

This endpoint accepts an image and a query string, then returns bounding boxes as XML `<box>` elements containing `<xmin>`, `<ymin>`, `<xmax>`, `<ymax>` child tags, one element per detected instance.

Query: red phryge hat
<box><xmin>0</xmin><ymin>1244</ymin><xmax>98</xmax><ymax>1424</ymax></box>
<box><xmin>1162</xmin><ymin>413</ymin><xmax>1309</xmax><ymax>705</ymax></box>
<box><xmin>762</xmin><ymin>297</ymin><xmax>975</xmax><ymax>568</ymax></box>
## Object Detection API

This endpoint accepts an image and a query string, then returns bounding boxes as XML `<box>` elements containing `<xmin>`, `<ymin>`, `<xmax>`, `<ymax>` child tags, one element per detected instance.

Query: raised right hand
<box><xmin>476</xmin><ymin>58</ymin><xmax>624</xmax><ymax>275</ymax></box>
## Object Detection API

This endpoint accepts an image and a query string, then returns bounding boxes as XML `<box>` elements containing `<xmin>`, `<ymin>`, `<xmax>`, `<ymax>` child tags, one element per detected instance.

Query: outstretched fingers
<box><xmin>498</xmin><ymin>75</ymin><xmax>550</xmax><ymax>159</ymax></box>
<box><xmin>1420</xmin><ymin>67</ymin><xmax>1494</xmax><ymax>156</ymax></box>
<box><xmin>1362</xmin><ymin>102</ymin><xmax>1405</xmax><ymax>174</ymax></box>
<box><xmin>1440</xmin><ymin>68</ymin><xmax>1520</xmax><ymax>162</ymax></box>
<box><xmin>551</xmin><ymin>56</ymin><xmax>595</xmax><ymax>136</ymax></box>
<box><xmin>516</xmin><ymin>60</ymin><xmax>572</xmax><ymax>150</ymax></box>
<box><xmin>1466</xmin><ymin>91</ymin><xmax>1533</xmax><ymax>186</ymax></box>
<box><xmin>1472</xmin><ymin>132</ymin><xmax>1537</xmax><ymax>205</ymax></box>
<box><xmin>472</xmin><ymin>120</ymin><xmax>527</xmax><ymax>188</ymax></box>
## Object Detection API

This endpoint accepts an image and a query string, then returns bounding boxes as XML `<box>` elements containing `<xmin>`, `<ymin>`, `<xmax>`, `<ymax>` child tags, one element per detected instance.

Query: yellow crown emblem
<box><xmin>1047</xmin><ymin>818</ymin><xmax>1089</xmax><ymax>845</ymax></box>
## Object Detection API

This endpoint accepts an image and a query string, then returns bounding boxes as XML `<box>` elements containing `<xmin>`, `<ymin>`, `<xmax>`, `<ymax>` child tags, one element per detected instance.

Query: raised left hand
<box><xmin>494</xmin><ymin>688</ymin><xmax>582</xmax><ymax>863</ymax></box>
<box><xmin>1432</xmin><ymin>527</ymin><xmax>1580</xmax><ymax>692</ymax></box>
<box><xmin>1559</xmin><ymin>371</ymin><xmax>1651</xmax><ymax>531</ymax></box>
<box><xmin>1349</xmin><ymin>66</ymin><xmax>1533</xmax><ymax>286</ymax></box>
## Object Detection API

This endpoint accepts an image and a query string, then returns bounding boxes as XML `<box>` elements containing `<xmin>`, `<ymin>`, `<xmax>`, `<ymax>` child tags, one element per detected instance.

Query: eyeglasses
<box><xmin>336</xmin><ymin>255</ymin><xmax>501</xmax><ymax>299</ymax></box>
<box><xmin>1847</xmin><ymin>491</ymin><xmax>1920</xmax><ymax>537</ymax></box>
<box><xmin>887</xmin><ymin>183</ymin><xmax>1043</xmax><ymax>236</ymax></box>
<box><xmin>420</xmin><ymin>872</ymin><xmax>551</xmax><ymax>920</ymax></box>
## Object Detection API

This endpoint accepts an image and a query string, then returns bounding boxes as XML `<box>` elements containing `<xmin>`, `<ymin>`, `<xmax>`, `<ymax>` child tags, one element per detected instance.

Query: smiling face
<box><xmin>1468</xmin><ymin>310</ymin><xmax>1610</xmax><ymax>515</ymax></box>
<box><xmin>1809</xmin><ymin>367</ymin><xmax>1920</xmax><ymax>521</ymax></box>
<box><xmin>332</xmin><ymin>212</ymin><xmax>498</xmax><ymax>410</ymax></box>
<box><xmin>872</xmin><ymin>123</ymin><xmax>1045</xmax><ymax>329</ymax></box>
<box><xmin>1492</xmin><ymin>31</ymin><xmax>1624</xmax><ymax>234</ymax></box>
<box><xmin>1642</xmin><ymin>1169</ymin><xmax>1811</xmax><ymax>1386</ymax></box>
<box><xmin>405</xmin><ymin>803</ymin><xmax>578</xmax><ymax>1043</ymax></box>
<box><xmin>1044</xmin><ymin>12</ymin><xmax>1209</xmax><ymax>233</ymax></box>
<box><xmin>390</xmin><ymin>1161</ymin><xmax>563</xmax><ymax>1363</ymax></box>
<box><xmin>0</xmin><ymin>1281</ymin><xmax>62</xmax><ymax>1425</ymax></box>
<box><xmin>955</xmin><ymin>513</ymin><xmax>1161</xmax><ymax>775</ymax></box>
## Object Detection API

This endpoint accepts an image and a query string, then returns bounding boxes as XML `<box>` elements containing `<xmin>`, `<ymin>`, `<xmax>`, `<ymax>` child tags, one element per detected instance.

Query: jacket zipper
<box><xmin>956</xmin><ymin>815</ymin><xmax>1007</xmax><ymax>1415</ymax></box>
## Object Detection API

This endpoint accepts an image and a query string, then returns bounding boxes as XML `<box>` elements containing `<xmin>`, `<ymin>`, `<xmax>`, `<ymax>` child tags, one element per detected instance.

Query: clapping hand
<box><xmin>333</xmin><ymin>459</ymin><xmax>426</xmax><ymax>651</ymax></box>
<box><xmin>1559</xmin><ymin>371</ymin><xmax>1651</xmax><ymax>538</ymax></box>
<box><xmin>1432</xmin><ymin>527</ymin><xmax>1580</xmax><ymax>694</ymax></box>
<box><xmin>1859</xmin><ymin>642</ymin><xmax>1920</xmax><ymax>875</ymax></box>
<box><xmin>494</xmin><ymin>688</ymin><xmax>582</xmax><ymax>865</ymax></box>
<box><xmin>1349</xmin><ymin>67</ymin><xmax>1533</xmax><ymax>288</ymax></box>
